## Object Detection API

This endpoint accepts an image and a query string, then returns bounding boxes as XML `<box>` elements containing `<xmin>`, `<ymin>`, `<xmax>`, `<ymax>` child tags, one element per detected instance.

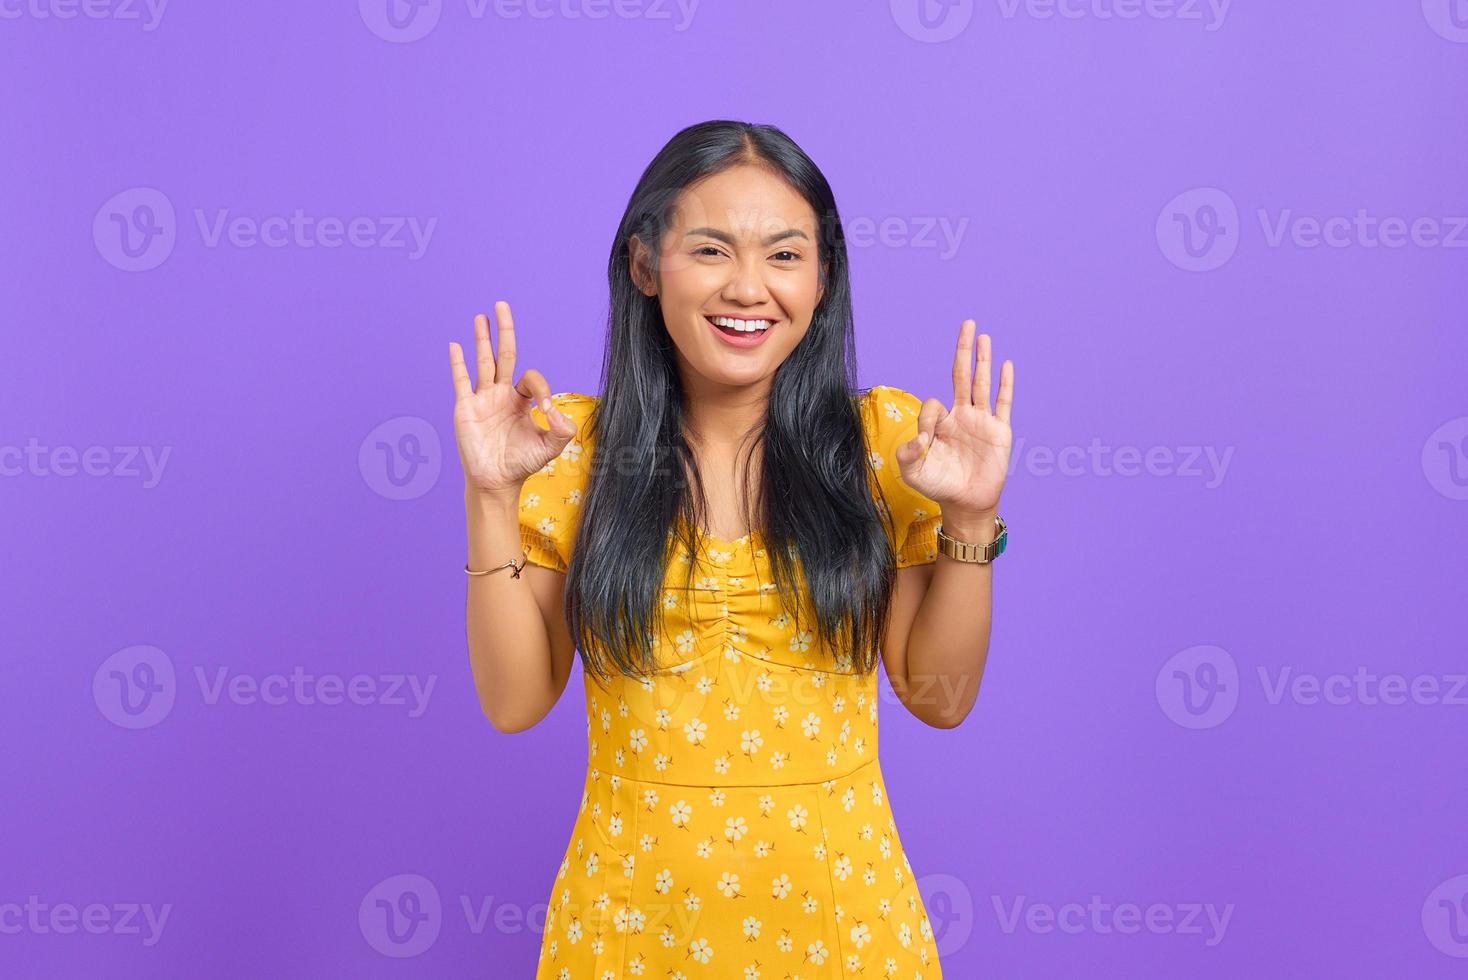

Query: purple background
<box><xmin>4</xmin><ymin>1</ymin><xmax>1467</xmax><ymax>976</ymax></box>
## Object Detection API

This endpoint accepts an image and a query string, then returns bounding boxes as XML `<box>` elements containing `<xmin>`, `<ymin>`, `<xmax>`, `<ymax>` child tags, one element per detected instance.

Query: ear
<box><xmin>628</xmin><ymin>234</ymin><xmax>658</xmax><ymax>297</ymax></box>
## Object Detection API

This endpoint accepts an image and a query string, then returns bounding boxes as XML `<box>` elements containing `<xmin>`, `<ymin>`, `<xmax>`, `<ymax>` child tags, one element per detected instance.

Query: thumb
<box><xmin>537</xmin><ymin>401</ymin><xmax>578</xmax><ymax>453</ymax></box>
<box><xmin>894</xmin><ymin>428</ymin><xmax>931</xmax><ymax>471</ymax></box>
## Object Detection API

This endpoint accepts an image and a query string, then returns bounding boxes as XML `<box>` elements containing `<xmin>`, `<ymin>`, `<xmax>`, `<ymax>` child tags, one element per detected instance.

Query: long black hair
<box><xmin>565</xmin><ymin>119</ymin><xmax>900</xmax><ymax>684</ymax></box>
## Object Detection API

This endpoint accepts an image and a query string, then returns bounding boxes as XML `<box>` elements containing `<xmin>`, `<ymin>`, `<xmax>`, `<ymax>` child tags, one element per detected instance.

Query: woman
<box><xmin>449</xmin><ymin>120</ymin><xmax>1014</xmax><ymax>978</ymax></box>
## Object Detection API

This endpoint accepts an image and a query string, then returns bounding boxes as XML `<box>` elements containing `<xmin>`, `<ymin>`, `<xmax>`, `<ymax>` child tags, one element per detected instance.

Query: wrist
<box><xmin>465</xmin><ymin>482</ymin><xmax>521</xmax><ymax>513</ymax></box>
<box><xmin>938</xmin><ymin>506</ymin><xmax>1000</xmax><ymax>544</ymax></box>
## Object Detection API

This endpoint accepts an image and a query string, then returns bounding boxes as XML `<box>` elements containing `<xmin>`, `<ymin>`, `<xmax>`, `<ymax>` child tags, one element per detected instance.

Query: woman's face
<box><xmin>631</xmin><ymin>164</ymin><xmax>825</xmax><ymax>391</ymax></box>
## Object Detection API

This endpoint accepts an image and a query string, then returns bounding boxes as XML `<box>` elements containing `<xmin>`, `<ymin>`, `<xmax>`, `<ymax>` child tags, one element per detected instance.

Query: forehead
<box><xmin>665</xmin><ymin>164</ymin><xmax>820</xmax><ymax>242</ymax></box>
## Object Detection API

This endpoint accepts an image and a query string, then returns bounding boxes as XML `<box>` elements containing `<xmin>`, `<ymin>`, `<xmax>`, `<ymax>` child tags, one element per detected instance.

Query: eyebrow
<box><xmin>684</xmin><ymin>226</ymin><xmax>811</xmax><ymax>246</ymax></box>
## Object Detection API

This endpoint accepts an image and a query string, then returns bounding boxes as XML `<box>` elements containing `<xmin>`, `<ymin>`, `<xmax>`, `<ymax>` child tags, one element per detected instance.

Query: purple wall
<box><xmin>4</xmin><ymin>1</ymin><xmax>1467</xmax><ymax>976</ymax></box>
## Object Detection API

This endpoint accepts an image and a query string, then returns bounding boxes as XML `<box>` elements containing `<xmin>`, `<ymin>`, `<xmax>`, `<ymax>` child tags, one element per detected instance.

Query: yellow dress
<box><xmin>520</xmin><ymin>385</ymin><xmax>946</xmax><ymax>979</ymax></box>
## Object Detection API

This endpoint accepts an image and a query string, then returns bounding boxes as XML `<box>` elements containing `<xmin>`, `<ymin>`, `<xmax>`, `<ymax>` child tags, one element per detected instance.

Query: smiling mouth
<box><xmin>705</xmin><ymin>314</ymin><xmax>777</xmax><ymax>336</ymax></box>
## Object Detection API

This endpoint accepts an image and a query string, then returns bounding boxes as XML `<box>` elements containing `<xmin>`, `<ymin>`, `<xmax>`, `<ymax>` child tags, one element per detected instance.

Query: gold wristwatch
<box><xmin>935</xmin><ymin>516</ymin><xmax>1008</xmax><ymax>564</ymax></box>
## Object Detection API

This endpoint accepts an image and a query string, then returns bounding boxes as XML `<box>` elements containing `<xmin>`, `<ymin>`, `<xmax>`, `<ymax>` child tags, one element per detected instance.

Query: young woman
<box><xmin>449</xmin><ymin>120</ymin><xmax>1014</xmax><ymax>978</ymax></box>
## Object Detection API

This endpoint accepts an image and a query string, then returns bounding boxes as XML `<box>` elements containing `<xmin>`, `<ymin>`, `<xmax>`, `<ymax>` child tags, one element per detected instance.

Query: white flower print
<box><xmin>687</xmin><ymin>938</ymin><xmax>713</xmax><ymax>964</ymax></box>
<box><xmin>683</xmin><ymin>718</ymin><xmax>707</xmax><ymax>745</ymax></box>
<box><xmin>786</xmin><ymin>804</ymin><xmax>808</xmax><ymax>831</ymax></box>
<box><xmin>669</xmin><ymin>800</ymin><xmax>692</xmax><ymax>828</ymax></box>
<box><xmin>805</xmin><ymin>938</ymin><xmax>829</xmax><ymax>964</ymax></box>
<box><xmin>674</xmin><ymin>630</ymin><xmax>697</xmax><ymax>654</ymax></box>
<box><xmin>771</xmin><ymin>873</ymin><xmax>792</xmax><ymax>899</ymax></box>
<box><xmin>833</xmin><ymin>854</ymin><xmax>853</xmax><ymax>881</ymax></box>
<box><xmin>742</xmin><ymin>915</ymin><xmax>761</xmax><ymax>939</ymax></box>
<box><xmin>724</xmin><ymin>816</ymin><xmax>748</xmax><ymax>842</ymax></box>
<box><xmin>536</xmin><ymin>516</ymin><xmax>558</xmax><ymax>536</ymax></box>
<box><xmin>655</xmin><ymin>869</ymin><xmax>673</xmax><ymax>894</ymax></box>
<box><xmin>740</xmin><ymin>729</ymin><xmax>763</xmax><ymax>756</ymax></box>
<box><xmin>789</xmin><ymin>630</ymin><xmax>813</xmax><ymax>652</ymax></box>
<box><xmin>716</xmin><ymin>871</ymin><xmax>742</xmax><ymax>898</ymax></box>
<box><xmin>801</xmin><ymin>713</ymin><xmax>821</xmax><ymax>738</ymax></box>
<box><xmin>629</xmin><ymin>729</ymin><xmax>647</xmax><ymax>752</ymax></box>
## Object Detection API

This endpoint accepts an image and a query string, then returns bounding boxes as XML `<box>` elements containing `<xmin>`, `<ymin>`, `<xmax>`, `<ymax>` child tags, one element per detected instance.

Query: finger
<box><xmin>917</xmin><ymin>396</ymin><xmax>947</xmax><ymax>441</ymax></box>
<box><xmin>473</xmin><ymin>312</ymin><xmax>495</xmax><ymax>388</ymax></box>
<box><xmin>994</xmin><ymin>359</ymin><xmax>1015</xmax><ymax>426</ymax></box>
<box><xmin>493</xmin><ymin>300</ymin><xmax>517</xmax><ymax>386</ymax></box>
<box><xmin>449</xmin><ymin>341</ymin><xmax>473</xmax><ymax>400</ymax></box>
<box><xmin>899</xmin><ymin>397</ymin><xmax>946</xmax><ymax>467</ymax></box>
<box><xmin>952</xmin><ymin>320</ymin><xmax>975</xmax><ymax>407</ymax></box>
<box><xmin>973</xmin><ymin>332</ymin><xmax>992</xmax><ymax>413</ymax></box>
<box><xmin>514</xmin><ymin>368</ymin><xmax>574</xmax><ymax>435</ymax></box>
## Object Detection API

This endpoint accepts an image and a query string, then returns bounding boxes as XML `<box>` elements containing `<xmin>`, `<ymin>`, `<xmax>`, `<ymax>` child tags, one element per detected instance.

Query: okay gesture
<box><xmin>894</xmin><ymin>321</ymin><xmax>1015</xmax><ymax>523</ymax></box>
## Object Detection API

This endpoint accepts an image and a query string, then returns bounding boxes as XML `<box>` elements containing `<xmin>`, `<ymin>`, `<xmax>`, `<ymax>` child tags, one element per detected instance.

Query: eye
<box><xmin>694</xmin><ymin>246</ymin><xmax>725</xmax><ymax>257</ymax></box>
<box><xmin>772</xmin><ymin>250</ymin><xmax>801</xmax><ymax>262</ymax></box>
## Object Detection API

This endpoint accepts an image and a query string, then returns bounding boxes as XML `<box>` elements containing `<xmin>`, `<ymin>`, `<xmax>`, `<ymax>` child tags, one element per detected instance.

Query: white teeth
<box><xmin>711</xmin><ymin>316</ymin><xmax>772</xmax><ymax>332</ymax></box>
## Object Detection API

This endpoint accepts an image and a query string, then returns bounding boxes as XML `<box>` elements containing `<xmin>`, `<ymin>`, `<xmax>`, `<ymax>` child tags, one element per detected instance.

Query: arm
<box><xmin>449</xmin><ymin>301</ymin><xmax>580</xmax><ymax>734</ymax></box>
<box><xmin>463</xmin><ymin>487</ymin><xmax>577</xmax><ymax>733</ymax></box>
<box><xmin>879</xmin><ymin>322</ymin><xmax>1015</xmax><ymax>729</ymax></box>
<box><xmin>880</xmin><ymin>509</ymin><xmax>998</xmax><ymax>729</ymax></box>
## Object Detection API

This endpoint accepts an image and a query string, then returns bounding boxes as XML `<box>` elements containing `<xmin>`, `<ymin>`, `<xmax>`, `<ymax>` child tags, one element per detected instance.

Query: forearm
<box><xmin>900</xmin><ymin>507</ymin><xmax>998</xmax><ymax>728</ymax></box>
<box><xmin>464</xmin><ymin>486</ymin><xmax>558</xmax><ymax>731</ymax></box>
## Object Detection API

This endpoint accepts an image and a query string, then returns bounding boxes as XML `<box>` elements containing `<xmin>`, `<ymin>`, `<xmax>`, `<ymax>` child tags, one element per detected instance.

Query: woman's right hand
<box><xmin>449</xmin><ymin>301</ymin><xmax>578</xmax><ymax>498</ymax></box>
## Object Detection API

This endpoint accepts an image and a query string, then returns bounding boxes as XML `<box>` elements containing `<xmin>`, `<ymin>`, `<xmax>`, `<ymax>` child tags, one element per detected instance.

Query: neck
<box><xmin>679</xmin><ymin>373</ymin><xmax>770</xmax><ymax>451</ymax></box>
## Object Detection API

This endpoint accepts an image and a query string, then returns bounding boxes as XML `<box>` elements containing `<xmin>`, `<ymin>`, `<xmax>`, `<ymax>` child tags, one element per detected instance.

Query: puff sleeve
<box><xmin>517</xmin><ymin>392</ymin><xmax>598</xmax><ymax>572</ymax></box>
<box><xmin>861</xmin><ymin>385</ymin><xmax>943</xmax><ymax>567</ymax></box>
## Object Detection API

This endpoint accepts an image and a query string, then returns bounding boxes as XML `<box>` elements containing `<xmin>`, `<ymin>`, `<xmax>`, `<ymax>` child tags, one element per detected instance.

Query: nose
<box><xmin>721</xmin><ymin>253</ymin><xmax>770</xmax><ymax>306</ymax></box>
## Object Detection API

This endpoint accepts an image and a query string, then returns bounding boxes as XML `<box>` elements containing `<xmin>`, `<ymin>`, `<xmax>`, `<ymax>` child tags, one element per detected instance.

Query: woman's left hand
<box><xmin>895</xmin><ymin>321</ymin><xmax>1015</xmax><ymax>522</ymax></box>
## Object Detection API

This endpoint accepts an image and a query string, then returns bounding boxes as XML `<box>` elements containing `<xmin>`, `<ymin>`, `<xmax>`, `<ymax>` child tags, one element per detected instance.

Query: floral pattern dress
<box><xmin>519</xmin><ymin>386</ymin><xmax>945</xmax><ymax>979</ymax></box>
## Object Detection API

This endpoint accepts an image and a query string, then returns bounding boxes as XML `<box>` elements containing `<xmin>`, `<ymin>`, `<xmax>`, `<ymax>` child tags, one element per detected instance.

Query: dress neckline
<box><xmin>676</xmin><ymin>515</ymin><xmax>763</xmax><ymax>549</ymax></box>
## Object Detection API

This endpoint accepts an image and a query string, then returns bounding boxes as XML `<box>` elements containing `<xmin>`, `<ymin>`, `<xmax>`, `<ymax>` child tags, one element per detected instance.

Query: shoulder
<box><xmin>519</xmin><ymin>392</ymin><xmax>600</xmax><ymax>570</ymax></box>
<box><xmin>858</xmin><ymin>384</ymin><xmax>924</xmax><ymax>442</ymax></box>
